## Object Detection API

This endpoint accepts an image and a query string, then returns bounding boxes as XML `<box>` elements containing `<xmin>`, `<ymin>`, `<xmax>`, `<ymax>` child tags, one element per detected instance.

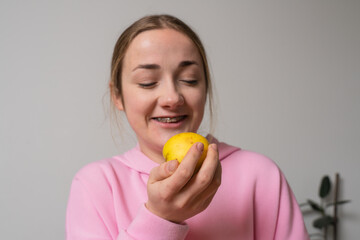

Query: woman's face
<box><xmin>115</xmin><ymin>28</ymin><xmax>207</xmax><ymax>163</ymax></box>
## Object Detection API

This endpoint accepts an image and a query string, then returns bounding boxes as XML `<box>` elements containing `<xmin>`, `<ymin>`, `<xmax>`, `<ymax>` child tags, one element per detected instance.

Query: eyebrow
<box><xmin>132</xmin><ymin>60</ymin><xmax>199</xmax><ymax>72</ymax></box>
<box><xmin>132</xmin><ymin>64</ymin><xmax>160</xmax><ymax>72</ymax></box>
<box><xmin>178</xmin><ymin>60</ymin><xmax>199</xmax><ymax>68</ymax></box>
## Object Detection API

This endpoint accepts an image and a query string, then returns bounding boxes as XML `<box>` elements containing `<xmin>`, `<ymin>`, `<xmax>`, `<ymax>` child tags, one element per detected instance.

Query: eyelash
<box><xmin>138</xmin><ymin>80</ymin><xmax>198</xmax><ymax>88</ymax></box>
<box><xmin>138</xmin><ymin>82</ymin><xmax>157</xmax><ymax>88</ymax></box>
<box><xmin>180</xmin><ymin>80</ymin><xmax>198</xmax><ymax>85</ymax></box>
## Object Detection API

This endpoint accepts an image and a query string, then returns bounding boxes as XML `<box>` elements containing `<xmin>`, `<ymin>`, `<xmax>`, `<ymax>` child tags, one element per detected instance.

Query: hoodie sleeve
<box><xmin>117</xmin><ymin>204</ymin><xmax>189</xmax><ymax>240</ymax></box>
<box><xmin>66</xmin><ymin>176</ymin><xmax>115</xmax><ymax>239</ymax></box>
<box><xmin>66</xmin><ymin>162</ymin><xmax>189</xmax><ymax>240</ymax></box>
<box><xmin>272</xmin><ymin>172</ymin><xmax>310</xmax><ymax>240</ymax></box>
<box><xmin>249</xmin><ymin>154</ymin><xmax>310</xmax><ymax>240</ymax></box>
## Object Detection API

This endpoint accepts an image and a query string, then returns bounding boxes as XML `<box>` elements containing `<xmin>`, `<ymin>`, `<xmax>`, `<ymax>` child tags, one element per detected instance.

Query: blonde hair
<box><xmin>109</xmin><ymin>14</ymin><xmax>215</xmax><ymax>134</ymax></box>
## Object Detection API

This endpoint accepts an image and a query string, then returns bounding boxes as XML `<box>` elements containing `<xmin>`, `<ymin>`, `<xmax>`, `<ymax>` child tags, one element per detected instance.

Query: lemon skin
<box><xmin>163</xmin><ymin>132</ymin><xmax>209</xmax><ymax>171</ymax></box>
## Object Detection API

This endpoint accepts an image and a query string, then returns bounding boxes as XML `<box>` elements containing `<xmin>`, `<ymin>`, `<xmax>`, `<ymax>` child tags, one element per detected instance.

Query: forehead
<box><xmin>123</xmin><ymin>28</ymin><xmax>201</xmax><ymax>67</ymax></box>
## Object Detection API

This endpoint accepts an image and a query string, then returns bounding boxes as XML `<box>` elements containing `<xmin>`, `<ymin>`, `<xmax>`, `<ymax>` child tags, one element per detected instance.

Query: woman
<box><xmin>66</xmin><ymin>14</ymin><xmax>309</xmax><ymax>239</ymax></box>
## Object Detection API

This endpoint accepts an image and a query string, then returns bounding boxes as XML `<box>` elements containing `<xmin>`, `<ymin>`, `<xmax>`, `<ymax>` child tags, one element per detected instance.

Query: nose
<box><xmin>158</xmin><ymin>80</ymin><xmax>184</xmax><ymax>109</ymax></box>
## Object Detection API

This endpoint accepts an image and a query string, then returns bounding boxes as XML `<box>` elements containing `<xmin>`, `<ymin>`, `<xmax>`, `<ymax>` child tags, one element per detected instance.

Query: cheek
<box><xmin>193</xmin><ymin>89</ymin><xmax>207</xmax><ymax>109</ymax></box>
<box><xmin>122</xmin><ymin>91</ymin><xmax>153</xmax><ymax>122</ymax></box>
<box><xmin>190</xmin><ymin>94</ymin><xmax>206</xmax><ymax>131</ymax></box>
<box><xmin>185</xmin><ymin>89</ymin><xmax>207</xmax><ymax>118</ymax></box>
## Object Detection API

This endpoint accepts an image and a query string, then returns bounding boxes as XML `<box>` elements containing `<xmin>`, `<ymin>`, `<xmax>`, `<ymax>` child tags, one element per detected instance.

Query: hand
<box><xmin>145</xmin><ymin>143</ymin><xmax>222</xmax><ymax>223</ymax></box>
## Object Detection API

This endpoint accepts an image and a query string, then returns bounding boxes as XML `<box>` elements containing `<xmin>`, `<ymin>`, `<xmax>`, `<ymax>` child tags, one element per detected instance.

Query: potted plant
<box><xmin>300</xmin><ymin>173</ymin><xmax>350</xmax><ymax>240</ymax></box>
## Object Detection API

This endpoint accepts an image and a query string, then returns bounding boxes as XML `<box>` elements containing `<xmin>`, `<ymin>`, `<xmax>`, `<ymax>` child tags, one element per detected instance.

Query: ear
<box><xmin>110</xmin><ymin>83</ymin><xmax>124</xmax><ymax>111</ymax></box>
<box><xmin>112</xmin><ymin>93</ymin><xmax>124</xmax><ymax>111</ymax></box>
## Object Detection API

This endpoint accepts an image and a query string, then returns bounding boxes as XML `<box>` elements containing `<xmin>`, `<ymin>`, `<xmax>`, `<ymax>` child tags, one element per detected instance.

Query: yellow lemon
<box><xmin>163</xmin><ymin>132</ymin><xmax>209</xmax><ymax>171</ymax></box>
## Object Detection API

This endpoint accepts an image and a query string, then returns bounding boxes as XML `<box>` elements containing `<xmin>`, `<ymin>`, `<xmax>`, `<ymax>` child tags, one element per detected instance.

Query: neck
<box><xmin>138</xmin><ymin>143</ymin><xmax>166</xmax><ymax>164</ymax></box>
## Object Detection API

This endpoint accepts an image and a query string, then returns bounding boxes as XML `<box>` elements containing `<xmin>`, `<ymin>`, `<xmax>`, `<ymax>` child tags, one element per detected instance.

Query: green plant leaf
<box><xmin>326</xmin><ymin>200</ymin><xmax>351</xmax><ymax>207</ymax></box>
<box><xmin>319</xmin><ymin>175</ymin><xmax>331</xmax><ymax>198</ymax></box>
<box><xmin>313</xmin><ymin>215</ymin><xmax>335</xmax><ymax>229</ymax></box>
<box><xmin>307</xmin><ymin>199</ymin><xmax>324</xmax><ymax>213</ymax></box>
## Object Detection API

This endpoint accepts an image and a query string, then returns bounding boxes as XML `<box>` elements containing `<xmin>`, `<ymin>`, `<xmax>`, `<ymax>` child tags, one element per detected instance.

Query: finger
<box><xmin>182</xmin><ymin>143</ymin><xmax>220</xmax><ymax>195</ymax></box>
<box><xmin>191</xmin><ymin>161</ymin><xmax>222</xmax><ymax>208</ymax></box>
<box><xmin>167</xmin><ymin>142</ymin><xmax>204</xmax><ymax>191</ymax></box>
<box><xmin>198</xmin><ymin>143</ymin><xmax>219</xmax><ymax>176</ymax></box>
<box><xmin>148</xmin><ymin>160</ymin><xmax>179</xmax><ymax>184</ymax></box>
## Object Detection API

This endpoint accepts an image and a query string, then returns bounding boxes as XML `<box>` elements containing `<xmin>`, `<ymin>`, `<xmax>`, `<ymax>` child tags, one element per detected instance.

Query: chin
<box><xmin>157</xmin><ymin>129</ymin><xmax>186</xmax><ymax>144</ymax></box>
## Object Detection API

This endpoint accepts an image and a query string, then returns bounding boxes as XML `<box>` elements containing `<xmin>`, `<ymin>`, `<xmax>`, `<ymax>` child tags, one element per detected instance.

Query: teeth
<box><xmin>156</xmin><ymin>116</ymin><xmax>184</xmax><ymax>123</ymax></box>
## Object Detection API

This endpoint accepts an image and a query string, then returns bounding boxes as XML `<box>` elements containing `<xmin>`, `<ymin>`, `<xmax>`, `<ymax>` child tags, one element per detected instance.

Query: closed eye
<box><xmin>180</xmin><ymin>80</ymin><xmax>198</xmax><ymax>85</ymax></box>
<box><xmin>138</xmin><ymin>82</ymin><xmax>157</xmax><ymax>88</ymax></box>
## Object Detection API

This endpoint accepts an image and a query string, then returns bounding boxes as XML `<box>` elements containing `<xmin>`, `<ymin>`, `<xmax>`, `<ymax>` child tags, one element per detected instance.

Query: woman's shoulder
<box><xmin>72</xmin><ymin>147</ymin><xmax>141</xmax><ymax>183</ymax></box>
<box><xmin>210</xmin><ymin>136</ymin><xmax>275</xmax><ymax>165</ymax></box>
<box><xmin>72</xmin><ymin>156</ymin><xmax>126</xmax><ymax>183</ymax></box>
<box><xmin>71</xmin><ymin>144</ymin><xmax>155</xmax><ymax>184</ymax></box>
<box><xmin>217</xmin><ymin>140</ymin><xmax>281</xmax><ymax>176</ymax></box>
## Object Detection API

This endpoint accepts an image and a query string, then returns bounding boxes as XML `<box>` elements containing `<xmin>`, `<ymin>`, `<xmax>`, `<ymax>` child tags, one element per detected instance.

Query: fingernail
<box><xmin>210</xmin><ymin>144</ymin><xmax>217</xmax><ymax>151</ymax></box>
<box><xmin>167</xmin><ymin>160</ymin><xmax>178</xmax><ymax>173</ymax></box>
<box><xmin>197</xmin><ymin>142</ymin><xmax>204</xmax><ymax>152</ymax></box>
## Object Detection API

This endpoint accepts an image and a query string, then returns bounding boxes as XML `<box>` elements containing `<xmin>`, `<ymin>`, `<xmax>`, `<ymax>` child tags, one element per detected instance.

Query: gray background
<box><xmin>1</xmin><ymin>0</ymin><xmax>359</xmax><ymax>239</ymax></box>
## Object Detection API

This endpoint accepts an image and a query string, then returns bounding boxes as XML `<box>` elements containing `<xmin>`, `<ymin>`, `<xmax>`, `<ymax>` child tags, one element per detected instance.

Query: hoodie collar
<box><xmin>117</xmin><ymin>136</ymin><xmax>240</xmax><ymax>175</ymax></box>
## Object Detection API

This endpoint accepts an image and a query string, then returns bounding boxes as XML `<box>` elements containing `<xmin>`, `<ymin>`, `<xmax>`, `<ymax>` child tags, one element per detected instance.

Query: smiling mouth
<box><xmin>153</xmin><ymin>116</ymin><xmax>187</xmax><ymax>123</ymax></box>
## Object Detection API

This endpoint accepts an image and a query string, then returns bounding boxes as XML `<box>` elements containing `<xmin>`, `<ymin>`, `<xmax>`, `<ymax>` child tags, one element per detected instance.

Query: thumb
<box><xmin>166</xmin><ymin>159</ymin><xmax>179</xmax><ymax>174</ymax></box>
<box><xmin>148</xmin><ymin>160</ymin><xmax>179</xmax><ymax>183</ymax></box>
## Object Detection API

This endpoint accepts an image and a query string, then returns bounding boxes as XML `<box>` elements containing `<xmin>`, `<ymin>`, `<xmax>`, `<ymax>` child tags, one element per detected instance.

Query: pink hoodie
<box><xmin>66</xmin><ymin>140</ymin><xmax>309</xmax><ymax>239</ymax></box>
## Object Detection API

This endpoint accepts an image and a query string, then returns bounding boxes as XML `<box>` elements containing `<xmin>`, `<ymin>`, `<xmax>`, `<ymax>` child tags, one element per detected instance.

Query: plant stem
<box><xmin>333</xmin><ymin>173</ymin><xmax>340</xmax><ymax>240</ymax></box>
<box><xmin>324</xmin><ymin>226</ymin><xmax>328</xmax><ymax>240</ymax></box>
